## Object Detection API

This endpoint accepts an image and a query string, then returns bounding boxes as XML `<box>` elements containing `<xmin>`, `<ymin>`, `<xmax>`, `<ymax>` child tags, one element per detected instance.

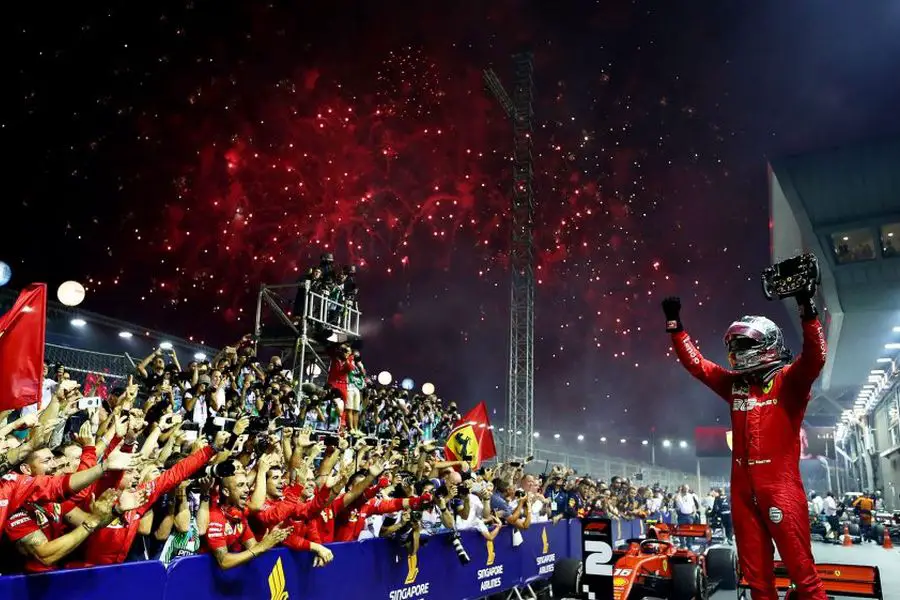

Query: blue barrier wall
<box><xmin>0</xmin><ymin>518</ymin><xmax>662</xmax><ymax>600</ymax></box>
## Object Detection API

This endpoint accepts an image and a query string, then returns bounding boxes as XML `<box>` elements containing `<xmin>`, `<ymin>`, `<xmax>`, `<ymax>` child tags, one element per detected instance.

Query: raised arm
<box><xmin>663</xmin><ymin>297</ymin><xmax>733</xmax><ymax>401</ymax></box>
<box><xmin>782</xmin><ymin>293</ymin><xmax>827</xmax><ymax>397</ymax></box>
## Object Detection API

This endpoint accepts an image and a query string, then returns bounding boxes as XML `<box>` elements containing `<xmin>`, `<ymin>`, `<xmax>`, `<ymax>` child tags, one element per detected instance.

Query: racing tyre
<box><xmin>847</xmin><ymin>523</ymin><xmax>860</xmax><ymax>537</ymax></box>
<box><xmin>550</xmin><ymin>558</ymin><xmax>582</xmax><ymax>599</ymax></box>
<box><xmin>705</xmin><ymin>546</ymin><xmax>738</xmax><ymax>590</ymax></box>
<box><xmin>672</xmin><ymin>563</ymin><xmax>707</xmax><ymax>600</ymax></box>
<box><xmin>871</xmin><ymin>523</ymin><xmax>885</xmax><ymax>545</ymax></box>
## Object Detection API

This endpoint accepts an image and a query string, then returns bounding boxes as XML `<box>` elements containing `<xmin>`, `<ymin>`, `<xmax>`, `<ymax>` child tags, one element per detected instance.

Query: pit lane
<box><xmin>707</xmin><ymin>541</ymin><xmax>900</xmax><ymax>600</ymax></box>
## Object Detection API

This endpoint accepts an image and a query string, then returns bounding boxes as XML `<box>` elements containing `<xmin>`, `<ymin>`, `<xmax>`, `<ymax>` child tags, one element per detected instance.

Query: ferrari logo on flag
<box><xmin>442</xmin><ymin>401</ymin><xmax>497</xmax><ymax>469</ymax></box>
<box><xmin>446</xmin><ymin>424</ymin><xmax>480</xmax><ymax>469</ymax></box>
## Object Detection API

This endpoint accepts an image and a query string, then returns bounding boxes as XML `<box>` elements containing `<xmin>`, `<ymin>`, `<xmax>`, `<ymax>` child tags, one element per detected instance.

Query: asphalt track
<box><xmin>708</xmin><ymin>540</ymin><xmax>900</xmax><ymax>600</ymax></box>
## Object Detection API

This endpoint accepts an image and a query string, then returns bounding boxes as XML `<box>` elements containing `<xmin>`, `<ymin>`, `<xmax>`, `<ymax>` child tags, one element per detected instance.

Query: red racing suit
<box><xmin>672</xmin><ymin>317</ymin><xmax>827</xmax><ymax>600</ymax></box>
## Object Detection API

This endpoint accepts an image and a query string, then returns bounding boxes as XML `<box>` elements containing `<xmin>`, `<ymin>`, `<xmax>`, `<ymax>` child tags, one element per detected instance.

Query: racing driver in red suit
<box><xmin>662</xmin><ymin>285</ymin><xmax>827</xmax><ymax>600</ymax></box>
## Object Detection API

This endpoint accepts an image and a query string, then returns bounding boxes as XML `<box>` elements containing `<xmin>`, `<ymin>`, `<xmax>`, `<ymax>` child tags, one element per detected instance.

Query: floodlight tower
<box><xmin>483</xmin><ymin>50</ymin><xmax>535</xmax><ymax>460</ymax></box>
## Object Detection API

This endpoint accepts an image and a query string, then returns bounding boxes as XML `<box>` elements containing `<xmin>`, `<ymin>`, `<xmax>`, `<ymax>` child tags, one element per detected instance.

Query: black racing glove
<box><xmin>795</xmin><ymin>292</ymin><xmax>818</xmax><ymax>321</ymax></box>
<box><xmin>661</xmin><ymin>296</ymin><xmax>683</xmax><ymax>333</ymax></box>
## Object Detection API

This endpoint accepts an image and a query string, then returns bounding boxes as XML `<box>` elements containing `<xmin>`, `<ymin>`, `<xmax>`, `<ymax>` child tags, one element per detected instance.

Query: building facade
<box><xmin>769</xmin><ymin>137</ymin><xmax>900</xmax><ymax>508</ymax></box>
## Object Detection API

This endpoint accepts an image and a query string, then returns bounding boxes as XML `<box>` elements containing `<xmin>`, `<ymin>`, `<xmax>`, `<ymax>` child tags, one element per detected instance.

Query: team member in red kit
<box><xmin>327</xmin><ymin>344</ymin><xmax>355</xmax><ymax>428</ymax></box>
<box><xmin>0</xmin><ymin>439</ymin><xmax>138</xmax><ymax>533</ymax></box>
<box><xmin>663</xmin><ymin>289</ymin><xmax>827</xmax><ymax>600</ymax></box>
<box><xmin>334</xmin><ymin>471</ymin><xmax>433</xmax><ymax>542</ymax></box>
<box><xmin>307</xmin><ymin>457</ymin><xmax>394</xmax><ymax>543</ymax></box>
<box><xmin>247</xmin><ymin>454</ymin><xmax>337</xmax><ymax>566</ymax></box>
<box><xmin>203</xmin><ymin>460</ymin><xmax>291</xmax><ymax>570</ymax></box>
<box><xmin>68</xmin><ymin>441</ymin><xmax>215</xmax><ymax>566</ymax></box>
<box><xmin>4</xmin><ymin>422</ymin><xmax>145</xmax><ymax>573</ymax></box>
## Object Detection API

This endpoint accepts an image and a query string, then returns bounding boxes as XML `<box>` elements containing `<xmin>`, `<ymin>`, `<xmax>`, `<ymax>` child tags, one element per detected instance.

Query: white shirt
<box><xmin>823</xmin><ymin>496</ymin><xmax>837</xmax><ymax>517</ymax></box>
<box><xmin>646</xmin><ymin>495</ymin><xmax>663</xmax><ymax>513</ymax></box>
<box><xmin>456</xmin><ymin>494</ymin><xmax>488</xmax><ymax>532</ymax></box>
<box><xmin>675</xmin><ymin>494</ymin><xmax>697</xmax><ymax>515</ymax></box>
<box><xmin>812</xmin><ymin>495</ymin><xmax>824</xmax><ymax>515</ymax></box>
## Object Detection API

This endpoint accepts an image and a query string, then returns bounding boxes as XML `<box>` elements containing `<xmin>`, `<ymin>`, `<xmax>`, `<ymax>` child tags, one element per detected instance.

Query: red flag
<box><xmin>0</xmin><ymin>284</ymin><xmax>47</xmax><ymax>410</ymax></box>
<box><xmin>444</xmin><ymin>401</ymin><xmax>497</xmax><ymax>469</ymax></box>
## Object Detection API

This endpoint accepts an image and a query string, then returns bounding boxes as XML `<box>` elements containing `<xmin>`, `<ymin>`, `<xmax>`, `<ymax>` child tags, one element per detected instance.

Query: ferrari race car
<box><xmin>553</xmin><ymin>520</ymin><xmax>737</xmax><ymax>600</ymax></box>
<box><xmin>738</xmin><ymin>562</ymin><xmax>884</xmax><ymax>600</ymax></box>
<box><xmin>866</xmin><ymin>510</ymin><xmax>900</xmax><ymax>545</ymax></box>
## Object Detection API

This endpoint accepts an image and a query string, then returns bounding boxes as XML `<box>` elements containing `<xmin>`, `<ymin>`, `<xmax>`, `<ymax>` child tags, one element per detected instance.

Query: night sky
<box><xmin>5</xmin><ymin>1</ymin><xmax>900</xmax><ymax>468</ymax></box>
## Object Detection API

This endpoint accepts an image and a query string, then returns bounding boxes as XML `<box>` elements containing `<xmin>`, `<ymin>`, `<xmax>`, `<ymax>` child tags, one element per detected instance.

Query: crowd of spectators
<box><xmin>0</xmin><ymin>270</ymin><xmax>720</xmax><ymax>577</ymax></box>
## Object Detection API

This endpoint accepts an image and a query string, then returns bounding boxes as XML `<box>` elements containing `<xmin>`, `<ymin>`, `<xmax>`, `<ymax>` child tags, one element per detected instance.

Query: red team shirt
<box><xmin>67</xmin><ymin>446</ymin><xmax>214</xmax><ymax>567</ymax></box>
<box><xmin>204</xmin><ymin>504</ymin><xmax>255</xmax><ymax>553</ymax></box>
<box><xmin>4</xmin><ymin>446</ymin><xmax>100</xmax><ymax>573</ymax></box>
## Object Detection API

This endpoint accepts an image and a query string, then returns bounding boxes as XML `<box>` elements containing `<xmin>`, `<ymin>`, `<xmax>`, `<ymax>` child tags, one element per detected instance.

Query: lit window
<box><xmin>880</xmin><ymin>223</ymin><xmax>900</xmax><ymax>258</ymax></box>
<box><xmin>830</xmin><ymin>228</ymin><xmax>876</xmax><ymax>264</ymax></box>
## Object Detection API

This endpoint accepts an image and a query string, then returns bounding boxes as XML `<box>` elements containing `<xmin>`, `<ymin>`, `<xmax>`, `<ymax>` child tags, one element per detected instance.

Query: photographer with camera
<box><xmin>663</xmin><ymin>252</ymin><xmax>827</xmax><ymax>600</ymax></box>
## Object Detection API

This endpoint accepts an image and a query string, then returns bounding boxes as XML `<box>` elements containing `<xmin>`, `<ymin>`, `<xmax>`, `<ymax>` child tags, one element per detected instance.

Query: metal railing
<box><xmin>45</xmin><ymin>343</ymin><xmax>134</xmax><ymax>383</ymax></box>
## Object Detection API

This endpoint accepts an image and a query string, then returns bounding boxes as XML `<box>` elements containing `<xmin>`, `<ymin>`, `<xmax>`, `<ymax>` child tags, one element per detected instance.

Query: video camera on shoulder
<box><xmin>762</xmin><ymin>252</ymin><xmax>820</xmax><ymax>300</ymax></box>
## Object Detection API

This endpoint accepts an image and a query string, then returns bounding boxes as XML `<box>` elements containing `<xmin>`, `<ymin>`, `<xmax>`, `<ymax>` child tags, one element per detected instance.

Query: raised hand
<box><xmin>105</xmin><ymin>444</ymin><xmax>140</xmax><ymax>471</ymax></box>
<box><xmin>661</xmin><ymin>296</ymin><xmax>683</xmax><ymax>333</ymax></box>
<box><xmin>117</xmin><ymin>486</ymin><xmax>151</xmax><ymax>511</ymax></box>
<box><xmin>75</xmin><ymin>421</ymin><xmax>95</xmax><ymax>447</ymax></box>
<box><xmin>262</xmin><ymin>525</ymin><xmax>292</xmax><ymax>548</ymax></box>
<box><xmin>90</xmin><ymin>489</ymin><xmax>120</xmax><ymax>521</ymax></box>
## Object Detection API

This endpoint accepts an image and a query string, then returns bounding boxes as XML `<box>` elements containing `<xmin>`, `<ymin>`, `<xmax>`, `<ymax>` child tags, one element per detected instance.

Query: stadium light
<box><xmin>70</xmin><ymin>318</ymin><xmax>87</xmax><ymax>327</ymax></box>
<box><xmin>515</xmin><ymin>430</ymin><xmax>522</xmax><ymax>435</ymax></box>
<box><xmin>377</xmin><ymin>371</ymin><xmax>392</xmax><ymax>385</ymax></box>
<box><xmin>876</xmin><ymin>358</ymin><xmax>892</xmax><ymax>363</ymax></box>
<box><xmin>662</xmin><ymin>439</ymin><xmax>672</xmax><ymax>448</ymax></box>
<box><xmin>620</xmin><ymin>438</ymin><xmax>627</xmax><ymax>444</ymax></box>
<box><xmin>577</xmin><ymin>434</ymin><xmax>584</xmax><ymax>441</ymax></box>
<box><xmin>553</xmin><ymin>433</ymin><xmax>560</xmax><ymax>439</ymax></box>
<box><xmin>870</xmin><ymin>369</ymin><xmax>885</xmax><ymax>375</ymax></box>
<box><xmin>533</xmin><ymin>432</ymin><xmax>540</xmax><ymax>438</ymax></box>
<box><xmin>401</xmin><ymin>378</ymin><xmax>415</xmax><ymax>391</ymax></box>
<box><xmin>885</xmin><ymin>343</ymin><xmax>900</xmax><ymax>350</ymax></box>
<box><xmin>600</xmin><ymin>436</ymin><xmax>607</xmax><ymax>442</ymax></box>
<box><xmin>421</xmin><ymin>382</ymin><xmax>435</xmax><ymax>395</ymax></box>
<box><xmin>641</xmin><ymin>440</ymin><xmax>649</xmax><ymax>446</ymax></box>
<box><xmin>893</xmin><ymin>326</ymin><xmax>900</xmax><ymax>333</ymax></box>
<box><xmin>193</xmin><ymin>352</ymin><xmax>207</xmax><ymax>361</ymax></box>
<box><xmin>679</xmin><ymin>440</ymin><xmax>688</xmax><ymax>449</ymax></box>
<box><xmin>118</xmin><ymin>331</ymin><xmax>133</xmax><ymax>339</ymax></box>
<box><xmin>159</xmin><ymin>342</ymin><xmax>174</xmax><ymax>350</ymax></box>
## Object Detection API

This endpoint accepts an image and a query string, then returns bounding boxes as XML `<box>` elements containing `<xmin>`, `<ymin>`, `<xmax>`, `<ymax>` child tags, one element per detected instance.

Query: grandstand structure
<box><xmin>0</xmin><ymin>287</ymin><xmax>216</xmax><ymax>384</ymax></box>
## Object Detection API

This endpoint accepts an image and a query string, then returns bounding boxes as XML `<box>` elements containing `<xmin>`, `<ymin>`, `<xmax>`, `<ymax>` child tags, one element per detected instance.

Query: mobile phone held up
<box><xmin>77</xmin><ymin>396</ymin><xmax>103</xmax><ymax>411</ymax></box>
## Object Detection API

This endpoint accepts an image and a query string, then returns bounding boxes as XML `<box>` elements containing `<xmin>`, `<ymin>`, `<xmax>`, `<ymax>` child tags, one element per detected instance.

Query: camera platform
<box><xmin>253</xmin><ymin>280</ymin><xmax>360</xmax><ymax>385</ymax></box>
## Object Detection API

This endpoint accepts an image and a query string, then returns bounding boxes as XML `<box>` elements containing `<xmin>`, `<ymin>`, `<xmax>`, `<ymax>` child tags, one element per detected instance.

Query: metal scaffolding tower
<box><xmin>483</xmin><ymin>51</ymin><xmax>536</xmax><ymax>459</ymax></box>
<box><xmin>253</xmin><ymin>281</ymin><xmax>361</xmax><ymax>386</ymax></box>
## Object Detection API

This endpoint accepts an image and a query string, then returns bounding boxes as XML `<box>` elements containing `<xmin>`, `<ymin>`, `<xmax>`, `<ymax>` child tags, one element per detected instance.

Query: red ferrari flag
<box><xmin>444</xmin><ymin>401</ymin><xmax>497</xmax><ymax>469</ymax></box>
<box><xmin>0</xmin><ymin>284</ymin><xmax>47</xmax><ymax>411</ymax></box>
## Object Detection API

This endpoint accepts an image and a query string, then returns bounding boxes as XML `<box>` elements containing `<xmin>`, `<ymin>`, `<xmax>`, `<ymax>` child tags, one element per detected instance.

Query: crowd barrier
<box><xmin>0</xmin><ymin>517</ymin><xmax>671</xmax><ymax>600</ymax></box>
